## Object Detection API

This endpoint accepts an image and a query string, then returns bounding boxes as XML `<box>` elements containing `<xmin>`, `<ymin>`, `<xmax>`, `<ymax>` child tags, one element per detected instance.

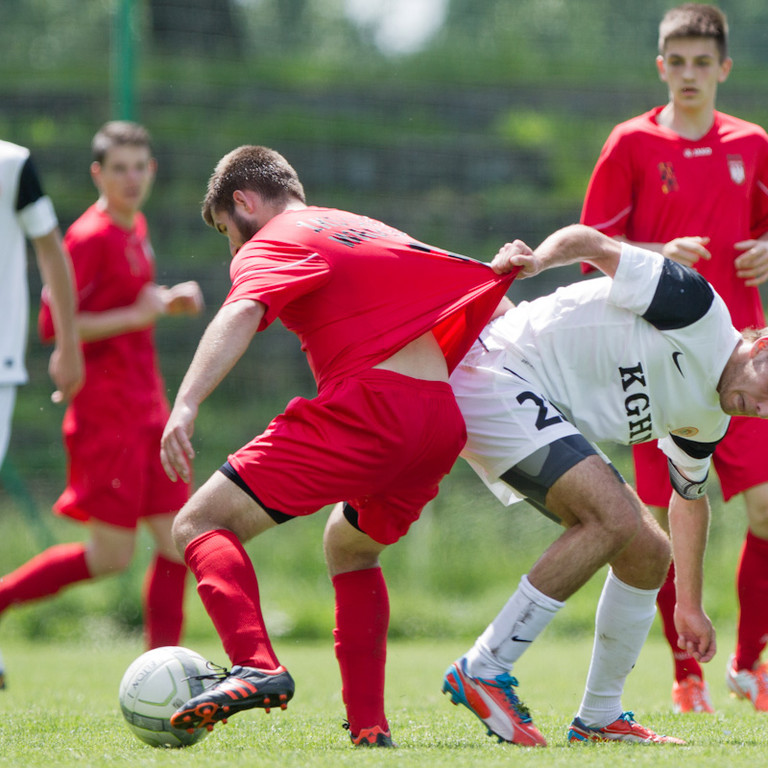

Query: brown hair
<box><xmin>91</xmin><ymin>121</ymin><xmax>152</xmax><ymax>164</ymax></box>
<box><xmin>201</xmin><ymin>145</ymin><xmax>306</xmax><ymax>227</ymax></box>
<box><xmin>658</xmin><ymin>4</ymin><xmax>728</xmax><ymax>61</ymax></box>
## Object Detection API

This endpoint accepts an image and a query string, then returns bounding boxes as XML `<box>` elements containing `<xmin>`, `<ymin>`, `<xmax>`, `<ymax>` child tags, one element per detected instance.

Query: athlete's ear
<box><xmin>232</xmin><ymin>189</ymin><xmax>250</xmax><ymax>211</ymax></box>
<box><xmin>749</xmin><ymin>336</ymin><xmax>768</xmax><ymax>358</ymax></box>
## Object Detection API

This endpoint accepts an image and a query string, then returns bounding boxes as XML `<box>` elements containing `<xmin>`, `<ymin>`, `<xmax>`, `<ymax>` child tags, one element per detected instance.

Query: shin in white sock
<box><xmin>464</xmin><ymin>574</ymin><xmax>564</xmax><ymax>678</ymax></box>
<box><xmin>576</xmin><ymin>568</ymin><xmax>659</xmax><ymax>728</ymax></box>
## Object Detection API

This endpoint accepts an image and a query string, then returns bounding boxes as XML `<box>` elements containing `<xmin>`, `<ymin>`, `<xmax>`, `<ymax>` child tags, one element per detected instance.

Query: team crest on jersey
<box><xmin>728</xmin><ymin>154</ymin><xmax>746</xmax><ymax>185</ymax></box>
<box><xmin>657</xmin><ymin>162</ymin><xmax>678</xmax><ymax>194</ymax></box>
<box><xmin>671</xmin><ymin>426</ymin><xmax>699</xmax><ymax>438</ymax></box>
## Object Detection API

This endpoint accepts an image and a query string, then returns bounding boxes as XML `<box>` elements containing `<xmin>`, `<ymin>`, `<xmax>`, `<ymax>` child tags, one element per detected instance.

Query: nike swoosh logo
<box><xmin>672</xmin><ymin>351</ymin><xmax>685</xmax><ymax>377</ymax></box>
<box><xmin>511</xmin><ymin>635</ymin><xmax>533</xmax><ymax>643</ymax></box>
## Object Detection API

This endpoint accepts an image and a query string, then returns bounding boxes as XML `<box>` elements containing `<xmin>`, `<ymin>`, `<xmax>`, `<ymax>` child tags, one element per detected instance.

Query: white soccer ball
<box><xmin>119</xmin><ymin>645</ymin><xmax>214</xmax><ymax>748</ymax></box>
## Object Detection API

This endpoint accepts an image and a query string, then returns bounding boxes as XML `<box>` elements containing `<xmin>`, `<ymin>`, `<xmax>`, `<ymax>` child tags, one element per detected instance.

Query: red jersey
<box><xmin>225</xmin><ymin>207</ymin><xmax>515</xmax><ymax>391</ymax></box>
<box><xmin>581</xmin><ymin>107</ymin><xmax>768</xmax><ymax>330</ymax></box>
<box><xmin>39</xmin><ymin>204</ymin><xmax>168</xmax><ymax>425</ymax></box>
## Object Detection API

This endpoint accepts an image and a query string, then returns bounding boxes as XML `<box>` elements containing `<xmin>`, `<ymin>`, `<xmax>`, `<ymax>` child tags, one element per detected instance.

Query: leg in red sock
<box><xmin>658</xmin><ymin>562</ymin><xmax>713</xmax><ymax>712</ymax></box>
<box><xmin>332</xmin><ymin>567</ymin><xmax>390</xmax><ymax>735</ymax></box>
<box><xmin>0</xmin><ymin>543</ymin><xmax>91</xmax><ymax>612</ymax></box>
<box><xmin>143</xmin><ymin>554</ymin><xmax>187</xmax><ymax>648</ymax></box>
<box><xmin>735</xmin><ymin>530</ymin><xmax>768</xmax><ymax>671</ymax></box>
<box><xmin>184</xmin><ymin>528</ymin><xmax>280</xmax><ymax>669</ymax></box>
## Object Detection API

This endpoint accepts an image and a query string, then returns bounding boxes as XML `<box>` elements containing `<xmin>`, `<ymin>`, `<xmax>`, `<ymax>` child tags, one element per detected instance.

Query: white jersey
<box><xmin>453</xmin><ymin>244</ymin><xmax>740</xmax><ymax>500</ymax></box>
<box><xmin>0</xmin><ymin>140</ymin><xmax>58</xmax><ymax>385</ymax></box>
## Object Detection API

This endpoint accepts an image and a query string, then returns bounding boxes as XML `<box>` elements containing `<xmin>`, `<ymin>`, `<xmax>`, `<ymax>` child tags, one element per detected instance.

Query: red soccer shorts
<box><xmin>633</xmin><ymin>414</ymin><xmax>768</xmax><ymax>507</ymax></box>
<box><xmin>55</xmin><ymin>410</ymin><xmax>190</xmax><ymax>529</ymax></box>
<box><xmin>226</xmin><ymin>369</ymin><xmax>467</xmax><ymax>545</ymax></box>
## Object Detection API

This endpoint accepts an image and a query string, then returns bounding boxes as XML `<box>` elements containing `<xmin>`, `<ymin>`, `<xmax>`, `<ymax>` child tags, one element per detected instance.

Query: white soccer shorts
<box><xmin>450</xmin><ymin>339</ymin><xmax>608</xmax><ymax>506</ymax></box>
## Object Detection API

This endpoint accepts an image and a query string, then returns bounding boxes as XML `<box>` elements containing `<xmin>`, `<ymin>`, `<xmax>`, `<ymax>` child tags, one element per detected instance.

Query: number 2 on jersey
<box><xmin>517</xmin><ymin>391</ymin><xmax>565</xmax><ymax>430</ymax></box>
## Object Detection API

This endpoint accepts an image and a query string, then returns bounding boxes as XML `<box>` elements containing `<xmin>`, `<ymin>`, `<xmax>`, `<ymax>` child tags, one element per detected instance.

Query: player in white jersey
<box><xmin>0</xmin><ymin>140</ymin><xmax>82</xmax><ymax>465</ymax></box>
<box><xmin>443</xmin><ymin>224</ymin><xmax>763</xmax><ymax>746</ymax></box>
<box><xmin>0</xmin><ymin>140</ymin><xmax>82</xmax><ymax>691</ymax></box>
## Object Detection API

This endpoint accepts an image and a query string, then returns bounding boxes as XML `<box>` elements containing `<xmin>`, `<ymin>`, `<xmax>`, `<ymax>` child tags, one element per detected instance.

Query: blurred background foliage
<box><xmin>0</xmin><ymin>1</ymin><xmax>762</xmax><ymax>654</ymax></box>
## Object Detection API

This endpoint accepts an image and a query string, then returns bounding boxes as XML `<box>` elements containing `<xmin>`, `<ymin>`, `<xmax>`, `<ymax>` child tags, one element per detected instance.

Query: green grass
<box><xmin>0</xmin><ymin>633</ymin><xmax>763</xmax><ymax>767</ymax></box>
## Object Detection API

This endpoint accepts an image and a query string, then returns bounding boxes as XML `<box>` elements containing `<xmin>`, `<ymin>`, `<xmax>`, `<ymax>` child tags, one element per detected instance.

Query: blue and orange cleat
<box><xmin>442</xmin><ymin>658</ymin><xmax>546</xmax><ymax>746</ymax></box>
<box><xmin>568</xmin><ymin>711</ymin><xmax>685</xmax><ymax>744</ymax></box>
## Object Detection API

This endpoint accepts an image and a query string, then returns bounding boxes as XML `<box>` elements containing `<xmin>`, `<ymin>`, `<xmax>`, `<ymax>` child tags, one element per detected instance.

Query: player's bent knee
<box><xmin>611</xmin><ymin>511</ymin><xmax>671</xmax><ymax>588</ymax></box>
<box><xmin>645</xmin><ymin>522</ymin><xmax>672</xmax><ymax>575</ymax></box>
<box><xmin>171</xmin><ymin>504</ymin><xmax>203</xmax><ymax>553</ymax></box>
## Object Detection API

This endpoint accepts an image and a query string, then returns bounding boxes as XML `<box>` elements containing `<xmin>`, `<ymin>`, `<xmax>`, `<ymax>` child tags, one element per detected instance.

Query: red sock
<box><xmin>184</xmin><ymin>529</ymin><xmax>279</xmax><ymax>669</ymax></box>
<box><xmin>735</xmin><ymin>530</ymin><xmax>768</xmax><ymax>670</ymax></box>
<box><xmin>0</xmin><ymin>543</ymin><xmax>91</xmax><ymax>612</ymax></box>
<box><xmin>143</xmin><ymin>554</ymin><xmax>187</xmax><ymax>649</ymax></box>
<box><xmin>656</xmin><ymin>562</ymin><xmax>703</xmax><ymax>681</ymax></box>
<box><xmin>332</xmin><ymin>567</ymin><xmax>389</xmax><ymax>734</ymax></box>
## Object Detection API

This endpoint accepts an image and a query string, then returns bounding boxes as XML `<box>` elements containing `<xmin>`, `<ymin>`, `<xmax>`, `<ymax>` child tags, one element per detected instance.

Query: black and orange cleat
<box><xmin>171</xmin><ymin>664</ymin><xmax>295</xmax><ymax>733</ymax></box>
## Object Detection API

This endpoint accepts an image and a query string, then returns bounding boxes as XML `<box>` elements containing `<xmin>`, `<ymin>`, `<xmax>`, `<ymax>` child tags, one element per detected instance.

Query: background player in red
<box><xmin>159</xmin><ymin>145</ymin><xmax>514</xmax><ymax>747</ymax></box>
<box><xmin>581</xmin><ymin>4</ymin><xmax>768</xmax><ymax>713</ymax></box>
<box><xmin>0</xmin><ymin>122</ymin><xmax>203</xmax><ymax>672</ymax></box>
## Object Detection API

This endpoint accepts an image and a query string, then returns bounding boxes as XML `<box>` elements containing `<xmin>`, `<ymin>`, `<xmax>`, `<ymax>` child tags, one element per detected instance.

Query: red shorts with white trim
<box><xmin>226</xmin><ymin>369</ymin><xmax>466</xmax><ymax>545</ymax></box>
<box><xmin>633</xmin><ymin>414</ymin><xmax>768</xmax><ymax>506</ymax></box>
<box><xmin>55</xmin><ymin>409</ymin><xmax>190</xmax><ymax>529</ymax></box>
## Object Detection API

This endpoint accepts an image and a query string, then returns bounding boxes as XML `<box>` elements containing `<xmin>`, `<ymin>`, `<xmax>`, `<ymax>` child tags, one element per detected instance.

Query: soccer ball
<box><xmin>119</xmin><ymin>646</ymin><xmax>214</xmax><ymax>748</ymax></box>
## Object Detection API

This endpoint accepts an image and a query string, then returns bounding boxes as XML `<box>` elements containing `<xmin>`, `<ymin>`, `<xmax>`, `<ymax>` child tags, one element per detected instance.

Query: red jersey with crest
<box><xmin>224</xmin><ymin>206</ymin><xmax>515</xmax><ymax>392</ymax></box>
<box><xmin>39</xmin><ymin>204</ymin><xmax>167</xmax><ymax>424</ymax></box>
<box><xmin>581</xmin><ymin>107</ymin><xmax>768</xmax><ymax>331</ymax></box>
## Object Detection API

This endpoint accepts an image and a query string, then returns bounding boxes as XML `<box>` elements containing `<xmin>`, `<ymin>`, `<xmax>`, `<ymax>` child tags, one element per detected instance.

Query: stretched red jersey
<box><xmin>225</xmin><ymin>207</ymin><xmax>516</xmax><ymax>391</ymax></box>
<box><xmin>581</xmin><ymin>107</ymin><xmax>768</xmax><ymax>330</ymax></box>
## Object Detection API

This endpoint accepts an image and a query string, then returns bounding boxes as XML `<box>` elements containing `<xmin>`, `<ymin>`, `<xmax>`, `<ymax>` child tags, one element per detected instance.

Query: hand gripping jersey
<box><xmin>224</xmin><ymin>207</ymin><xmax>515</xmax><ymax>391</ymax></box>
<box><xmin>0</xmin><ymin>140</ymin><xmax>58</xmax><ymax>385</ymax></box>
<box><xmin>581</xmin><ymin>108</ymin><xmax>768</xmax><ymax>331</ymax></box>
<box><xmin>468</xmin><ymin>245</ymin><xmax>739</xmax><ymax>485</ymax></box>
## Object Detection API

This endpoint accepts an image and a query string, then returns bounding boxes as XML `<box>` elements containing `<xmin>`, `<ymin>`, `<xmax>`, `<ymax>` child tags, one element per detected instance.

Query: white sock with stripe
<box><xmin>464</xmin><ymin>574</ymin><xmax>564</xmax><ymax>678</ymax></box>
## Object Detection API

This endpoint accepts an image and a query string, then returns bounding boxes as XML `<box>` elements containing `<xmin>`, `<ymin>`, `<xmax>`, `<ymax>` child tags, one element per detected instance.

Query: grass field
<box><xmin>0</xmin><ymin>434</ymin><xmax>761</xmax><ymax>766</ymax></box>
<box><xmin>0</xmin><ymin>631</ymin><xmax>765</xmax><ymax>768</ymax></box>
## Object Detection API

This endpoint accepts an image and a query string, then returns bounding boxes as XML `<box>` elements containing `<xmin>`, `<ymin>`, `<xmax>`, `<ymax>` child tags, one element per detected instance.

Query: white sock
<box><xmin>464</xmin><ymin>574</ymin><xmax>564</xmax><ymax>678</ymax></box>
<box><xmin>576</xmin><ymin>568</ymin><xmax>659</xmax><ymax>728</ymax></box>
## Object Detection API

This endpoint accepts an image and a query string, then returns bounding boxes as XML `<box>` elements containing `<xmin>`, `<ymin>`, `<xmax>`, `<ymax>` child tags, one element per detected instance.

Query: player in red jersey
<box><xmin>0</xmin><ymin>122</ymin><xmax>203</xmax><ymax>665</ymax></box>
<box><xmin>582</xmin><ymin>4</ymin><xmax>768</xmax><ymax>713</ymax></box>
<box><xmin>160</xmin><ymin>145</ymin><xmax>515</xmax><ymax>747</ymax></box>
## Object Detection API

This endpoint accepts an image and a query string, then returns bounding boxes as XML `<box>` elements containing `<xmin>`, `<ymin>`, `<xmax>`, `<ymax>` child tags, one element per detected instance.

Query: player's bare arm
<box><xmin>161</xmin><ymin>298</ymin><xmax>265</xmax><ymax>483</ymax></box>
<box><xmin>76</xmin><ymin>281</ymin><xmax>203</xmax><ymax>342</ymax></box>
<box><xmin>667</xmin><ymin>491</ymin><xmax>717</xmax><ymax>663</ymax></box>
<box><xmin>32</xmin><ymin>229</ymin><xmax>84</xmax><ymax>402</ymax></box>
<box><xmin>493</xmin><ymin>224</ymin><xmax>623</xmax><ymax>279</ymax></box>
<box><xmin>734</xmin><ymin>234</ymin><xmax>768</xmax><ymax>286</ymax></box>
